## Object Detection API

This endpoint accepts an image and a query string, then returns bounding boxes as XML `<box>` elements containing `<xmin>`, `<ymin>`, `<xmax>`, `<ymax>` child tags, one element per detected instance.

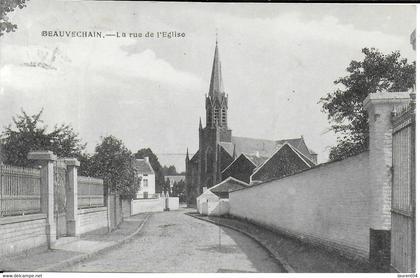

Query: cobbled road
<box><xmin>63</xmin><ymin>209</ymin><xmax>283</xmax><ymax>272</ymax></box>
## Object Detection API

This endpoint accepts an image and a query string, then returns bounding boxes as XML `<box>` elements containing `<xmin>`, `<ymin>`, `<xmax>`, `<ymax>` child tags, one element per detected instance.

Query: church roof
<box><xmin>190</xmin><ymin>150</ymin><xmax>199</xmax><ymax>163</ymax></box>
<box><xmin>133</xmin><ymin>158</ymin><xmax>155</xmax><ymax>175</ymax></box>
<box><xmin>232</xmin><ymin>136</ymin><xmax>277</xmax><ymax>157</ymax></box>
<box><xmin>208</xmin><ymin>41</ymin><xmax>225</xmax><ymax>99</ymax></box>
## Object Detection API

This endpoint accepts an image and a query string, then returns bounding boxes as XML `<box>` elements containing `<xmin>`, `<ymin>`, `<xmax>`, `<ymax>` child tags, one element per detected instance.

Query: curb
<box><xmin>187</xmin><ymin>213</ymin><xmax>295</xmax><ymax>273</ymax></box>
<box><xmin>35</xmin><ymin>214</ymin><xmax>151</xmax><ymax>272</ymax></box>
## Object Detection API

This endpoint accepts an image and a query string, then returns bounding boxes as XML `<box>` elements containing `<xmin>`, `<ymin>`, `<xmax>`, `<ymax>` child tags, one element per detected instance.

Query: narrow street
<box><xmin>63</xmin><ymin>209</ymin><xmax>283</xmax><ymax>273</ymax></box>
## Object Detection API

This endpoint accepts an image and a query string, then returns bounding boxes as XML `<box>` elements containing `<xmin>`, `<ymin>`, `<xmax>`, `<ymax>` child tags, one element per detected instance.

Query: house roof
<box><xmin>220</xmin><ymin>136</ymin><xmax>316</xmax><ymax>160</ymax></box>
<box><xmin>251</xmin><ymin>142</ymin><xmax>315</xmax><ymax>181</ymax></box>
<box><xmin>276</xmin><ymin>137</ymin><xmax>316</xmax><ymax>158</ymax></box>
<box><xmin>244</xmin><ymin>154</ymin><xmax>268</xmax><ymax>167</ymax></box>
<box><xmin>209</xmin><ymin>177</ymin><xmax>249</xmax><ymax>195</ymax></box>
<box><xmin>133</xmin><ymin>158</ymin><xmax>155</xmax><ymax>175</ymax></box>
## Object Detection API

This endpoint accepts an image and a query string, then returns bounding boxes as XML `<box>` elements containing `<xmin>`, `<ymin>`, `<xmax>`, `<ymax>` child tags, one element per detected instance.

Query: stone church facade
<box><xmin>185</xmin><ymin>41</ymin><xmax>317</xmax><ymax>204</ymax></box>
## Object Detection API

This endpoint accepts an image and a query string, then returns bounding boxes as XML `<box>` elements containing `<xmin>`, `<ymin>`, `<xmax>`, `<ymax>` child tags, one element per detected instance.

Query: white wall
<box><xmin>203</xmin><ymin>199</ymin><xmax>230</xmax><ymax>216</ymax></box>
<box><xmin>230</xmin><ymin>152</ymin><xmax>370</xmax><ymax>260</ymax></box>
<box><xmin>78</xmin><ymin>207</ymin><xmax>108</xmax><ymax>234</ymax></box>
<box><xmin>130</xmin><ymin>197</ymin><xmax>180</xmax><ymax>215</ymax></box>
<box><xmin>131</xmin><ymin>198</ymin><xmax>164</xmax><ymax>214</ymax></box>
<box><xmin>168</xmin><ymin>197</ymin><xmax>179</xmax><ymax>210</ymax></box>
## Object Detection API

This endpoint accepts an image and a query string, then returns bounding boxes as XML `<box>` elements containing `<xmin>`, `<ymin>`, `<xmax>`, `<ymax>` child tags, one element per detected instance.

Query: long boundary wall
<box><xmin>78</xmin><ymin>207</ymin><xmax>108</xmax><ymax>234</ymax></box>
<box><xmin>229</xmin><ymin>152</ymin><xmax>370</xmax><ymax>260</ymax></box>
<box><xmin>0</xmin><ymin>214</ymin><xmax>48</xmax><ymax>256</ymax></box>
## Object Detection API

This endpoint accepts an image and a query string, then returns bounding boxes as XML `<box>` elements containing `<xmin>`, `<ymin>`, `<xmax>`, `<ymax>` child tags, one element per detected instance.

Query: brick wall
<box><xmin>0</xmin><ymin>214</ymin><xmax>48</xmax><ymax>256</ymax></box>
<box><xmin>229</xmin><ymin>152</ymin><xmax>370</xmax><ymax>260</ymax></box>
<box><xmin>78</xmin><ymin>207</ymin><xmax>108</xmax><ymax>234</ymax></box>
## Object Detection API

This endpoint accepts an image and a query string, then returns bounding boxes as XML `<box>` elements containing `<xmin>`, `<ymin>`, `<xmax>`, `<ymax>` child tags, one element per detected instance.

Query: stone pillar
<box><xmin>64</xmin><ymin>158</ymin><xmax>80</xmax><ymax>237</ymax></box>
<box><xmin>363</xmin><ymin>92</ymin><xmax>410</xmax><ymax>269</ymax></box>
<box><xmin>28</xmin><ymin>151</ymin><xmax>57</xmax><ymax>248</ymax></box>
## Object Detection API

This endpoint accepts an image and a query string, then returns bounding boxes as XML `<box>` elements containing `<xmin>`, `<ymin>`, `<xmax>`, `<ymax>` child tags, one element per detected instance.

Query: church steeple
<box><xmin>206</xmin><ymin>39</ymin><xmax>228</xmax><ymax>130</ymax></box>
<box><xmin>208</xmin><ymin>40</ymin><xmax>224</xmax><ymax>98</ymax></box>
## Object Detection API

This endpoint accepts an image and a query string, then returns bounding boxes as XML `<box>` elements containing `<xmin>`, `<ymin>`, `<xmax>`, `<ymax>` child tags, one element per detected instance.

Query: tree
<box><xmin>82</xmin><ymin>136</ymin><xmax>140</xmax><ymax>199</ymax></box>
<box><xmin>163</xmin><ymin>178</ymin><xmax>171</xmax><ymax>195</ymax></box>
<box><xmin>1</xmin><ymin>0</ymin><xmax>29</xmax><ymax>37</ymax></box>
<box><xmin>172</xmin><ymin>180</ymin><xmax>186</xmax><ymax>202</ymax></box>
<box><xmin>134</xmin><ymin>148</ymin><xmax>165</xmax><ymax>193</ymax></box>
<box><xmin>0</xmin><ymin>109</ymin><xmax>86</xmax><ymax>167</ymax></box>
<box><xmin>320</xmin><ymin>48</ymin><xmax>415</xmax><ymax>160</ymax></box>
<box><xmin>162</xmin><ymin>165</ymin><xmax>177</xmax><ymax>176</ymax></box>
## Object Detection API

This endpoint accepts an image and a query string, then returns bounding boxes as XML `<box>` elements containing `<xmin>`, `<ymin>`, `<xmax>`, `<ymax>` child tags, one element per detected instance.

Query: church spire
<box><xmin>208</xmin><ymin>40</ymin><xmax>224</xmax><ymax>98</ymax></box>
<box><xmin>199</xmin><ymin>117</ymin><xmax>203</xmax><ymax>129</ymax></box>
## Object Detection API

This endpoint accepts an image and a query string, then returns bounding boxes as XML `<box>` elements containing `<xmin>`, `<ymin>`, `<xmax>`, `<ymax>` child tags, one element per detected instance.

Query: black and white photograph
<box><xmin>0</xmin><ymin>1</ymin><xmax>416</xmax><ymax>274</ymax></box>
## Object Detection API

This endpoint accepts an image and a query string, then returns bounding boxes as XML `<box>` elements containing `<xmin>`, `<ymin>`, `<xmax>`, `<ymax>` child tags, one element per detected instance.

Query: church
<box><xmin>185</xmin><ymin>41</ymin><xmax>317</xmax><ymax>204</ymax></box>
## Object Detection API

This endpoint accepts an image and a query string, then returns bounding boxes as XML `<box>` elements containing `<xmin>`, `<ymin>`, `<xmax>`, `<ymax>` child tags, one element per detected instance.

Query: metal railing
<box><xmin>77</xmin><ymin>176</ymin><xmax>105</xmax><ymax>208</ymax></box>
<box><xmin>0</xmin><ymin>164</ymin><xmax>41</xmax><ymax>216</ymax></box>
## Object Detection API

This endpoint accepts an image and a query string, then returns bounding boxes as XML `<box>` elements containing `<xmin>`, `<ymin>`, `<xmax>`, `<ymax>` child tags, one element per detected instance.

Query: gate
<box><xmin>391</xmin><ymin>98</ymin><xmax>415</xmax><ymax>273</ymax></box>
<box><xmin>54</xmin><ymin>161</ymin><xmax>68</xmax><ymax>238</ymax></box>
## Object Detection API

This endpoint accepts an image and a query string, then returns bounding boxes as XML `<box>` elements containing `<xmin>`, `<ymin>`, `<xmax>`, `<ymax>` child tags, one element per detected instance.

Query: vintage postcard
<box><xmin>0</xmin><ymin>1</ymin><xmax>416</xmax><ymax>275</ymax></box>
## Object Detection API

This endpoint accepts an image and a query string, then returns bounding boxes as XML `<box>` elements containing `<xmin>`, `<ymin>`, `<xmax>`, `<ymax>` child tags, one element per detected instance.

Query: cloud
<box><xmin>0</xmin><ymin>39</ymin><xmax>205</xmax><ymax>94</ymax></box>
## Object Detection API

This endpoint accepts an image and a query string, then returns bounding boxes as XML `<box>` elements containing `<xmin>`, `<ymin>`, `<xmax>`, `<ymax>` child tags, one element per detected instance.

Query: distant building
<box><xmin>133</xmin><ymin>157</ymin><xmax>155</xmax><ymax>198</ymax></box>
<box><xmin>164</xmin><ymin>175</ymin><xmax>185</xmax><ymax>193</ymax></box>
<box><xmin>185</xmin><ymin>41</ymin><xmax>318</xmax><ymax>204</ymax></box>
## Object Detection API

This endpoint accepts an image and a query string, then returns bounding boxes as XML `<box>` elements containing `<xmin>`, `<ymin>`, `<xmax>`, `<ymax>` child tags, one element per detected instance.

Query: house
<box><xmin>133</xmin><ymin>157</ymin><xmax>155</xmax><ymax>198</ymax></box>
<box><xmin>251</xmin><ymin>142</ymin><xmax>316</xmax><ymax>183</ymax></box>
<box><xmin>185</xmin><ymin>40</ymin><xmax>318</xmax><ymax>204</ymax></box>
<box><xmin>196</xmin><ymin>177</ymin><xmax>248</xmax><ymax>215</ymax></box>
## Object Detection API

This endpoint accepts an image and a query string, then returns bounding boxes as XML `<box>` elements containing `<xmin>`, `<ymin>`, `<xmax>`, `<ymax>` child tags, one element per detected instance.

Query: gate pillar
<box><xmin>28</xmin><ymin>151</ymin><xmax>57</xmax><ymax>248</ymax></box>
<box><xmin>363</xmin><ymin>92</ymin><xmax>410</xmax><ymax>269</ymax></box>
<box><xmin>64</xmin><ymin>158</ymin><xmax>80</xmax><ymax>237</ymax></box>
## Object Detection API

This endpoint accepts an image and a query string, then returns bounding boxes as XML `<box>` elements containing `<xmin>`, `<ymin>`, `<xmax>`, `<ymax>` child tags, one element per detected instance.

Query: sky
<box><xmin>0</xmin><ymin>1</ymin><xmax>416</xmax><ymax>171</ymax></box>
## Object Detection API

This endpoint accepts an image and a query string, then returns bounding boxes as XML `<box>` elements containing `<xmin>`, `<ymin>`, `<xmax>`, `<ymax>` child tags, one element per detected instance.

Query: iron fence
<box><xmin>77</xmin><ymin>176</ymin><xmax>105</xmax><ymax>208</ymax></box>
<box><xmin>0</xmin><ymin>164</ymin><xmax>41</xmax><ymax>216</ymax></box>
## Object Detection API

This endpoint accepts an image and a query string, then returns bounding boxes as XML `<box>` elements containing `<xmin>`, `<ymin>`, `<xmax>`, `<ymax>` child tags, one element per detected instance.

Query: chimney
<box><xmin>144</xmin><ymin>157</ymin><xmax>149</xmax><ymax>163</ymax></box>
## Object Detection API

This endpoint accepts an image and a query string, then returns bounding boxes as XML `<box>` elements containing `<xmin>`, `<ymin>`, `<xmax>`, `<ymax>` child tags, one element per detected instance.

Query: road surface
<box><xmin>63</xmin><ymin>209</ymin><xmax>283</xmax><ymax>272</ymax></box>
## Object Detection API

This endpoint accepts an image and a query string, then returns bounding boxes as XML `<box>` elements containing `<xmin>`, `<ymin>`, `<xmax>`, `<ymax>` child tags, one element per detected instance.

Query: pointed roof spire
<box><xmin>208</xmin><ymin>39</ymin><xmax>224</xmax><ymax>98</ymax></box>
<box><xmin>199</xmin><ymin>117</ymin><xmax>203</xmax><ymax>129</ymax></box>
<box><xmin>186</xmin><ymin>148</ymin><xmax>189</xmax><ymax>159</ymax></box>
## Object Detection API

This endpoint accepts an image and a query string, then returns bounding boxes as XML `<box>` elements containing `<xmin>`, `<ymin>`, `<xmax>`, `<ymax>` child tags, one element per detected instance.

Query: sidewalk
<box><xmin>0</xmin><ymin>213</ymin><xmax>150</xmax><ymax>272</ymax></box>
<box><xmin>188</xmin><ymin>213</ymin><xmax>377</xmax><ymax>273</ymax></box>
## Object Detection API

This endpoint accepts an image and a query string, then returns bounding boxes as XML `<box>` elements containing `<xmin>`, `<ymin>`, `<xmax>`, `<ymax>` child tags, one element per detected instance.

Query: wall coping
<box><xmin>63</xmin><ymin>158</ymin><xmax>80</xmax><ymax>167</ymax></box>
<box><xmin>363</xmin><ymin>92</ymin><xmax>410</xmax><ymax>109</ymax></box>
<box><xmin>78</xmin><ymin>206</ymin><xmax>107</xmax><ymax>214</ymax></box>
<box><xmin>27</xmin><ymin>151</ymin><xmax>57</xmax><ymax>161</ymax></box>
<box><xmin>0</xmin><ymin>213</ymin><xmax>47</xmax><ymax>225</ymax></box>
